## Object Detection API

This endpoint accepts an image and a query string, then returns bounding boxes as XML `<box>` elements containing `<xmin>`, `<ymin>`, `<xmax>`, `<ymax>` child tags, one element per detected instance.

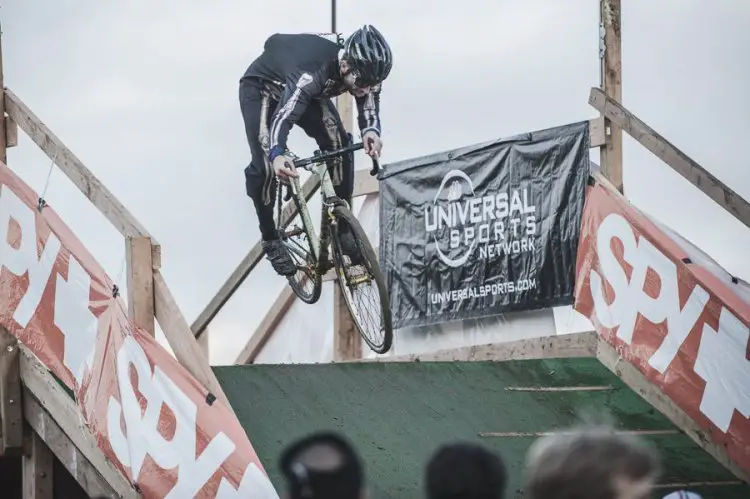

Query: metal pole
<box><xmin>331</xmin><ymin>0</ymin><xmax>336</xmax><ymax>33</ymax></box>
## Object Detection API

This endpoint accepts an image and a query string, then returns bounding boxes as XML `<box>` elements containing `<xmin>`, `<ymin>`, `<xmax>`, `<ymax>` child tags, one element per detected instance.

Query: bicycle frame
<box><xmin>283</xmin><ymin>141</ymin><xmax>373</xmax><ymax>267</ymax></box>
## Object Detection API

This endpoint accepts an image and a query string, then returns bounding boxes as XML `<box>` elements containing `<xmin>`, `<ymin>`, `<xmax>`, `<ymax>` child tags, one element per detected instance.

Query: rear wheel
<box><xmin>329</xmin><ymin>204</ymin><xmax>393</xmax><ymax>354</ymax></box>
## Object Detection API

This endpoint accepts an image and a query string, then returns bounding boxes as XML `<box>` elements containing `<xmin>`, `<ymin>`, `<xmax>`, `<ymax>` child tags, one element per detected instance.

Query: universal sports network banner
<box><xmin>378</xmin><ymin>121</ymin><xmax>591</xmax><ymax>329</ymax></box>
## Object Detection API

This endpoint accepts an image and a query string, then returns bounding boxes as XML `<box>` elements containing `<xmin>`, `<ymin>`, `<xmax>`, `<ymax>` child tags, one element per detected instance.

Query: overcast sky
<box><xmin>3</xmin><ymin>0</ymin><xmax>749</xmax><ymax>364</ymax></box>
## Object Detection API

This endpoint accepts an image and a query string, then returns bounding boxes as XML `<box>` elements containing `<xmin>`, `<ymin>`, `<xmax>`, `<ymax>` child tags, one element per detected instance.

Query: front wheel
<box><xmin>329</xmin><ymin>204</ymin><xmax>393</xmax><ymax>354</ymax></box>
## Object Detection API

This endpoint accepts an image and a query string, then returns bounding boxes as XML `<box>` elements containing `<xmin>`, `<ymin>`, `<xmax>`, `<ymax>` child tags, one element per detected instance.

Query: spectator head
<box><xmin>523</xmin><ymin>425</ymin><xmax>661</xmax><ymax>499</ymax></box>
<box><xmin>279</xmin><ymin>431</ymin><xmax>366</xmax><ymax>499</ymax></box>
<box><xmin>425</xmin><ymin>441</ymin><xmax>507</xmax><ymax>499</ymax></box>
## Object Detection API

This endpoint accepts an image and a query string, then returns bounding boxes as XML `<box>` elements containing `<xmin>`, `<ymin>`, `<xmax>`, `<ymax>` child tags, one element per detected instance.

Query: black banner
<box><xmin>378</xmin><ymin>121</ymin><xmax>591</xmax><ymax>329</ymax></box>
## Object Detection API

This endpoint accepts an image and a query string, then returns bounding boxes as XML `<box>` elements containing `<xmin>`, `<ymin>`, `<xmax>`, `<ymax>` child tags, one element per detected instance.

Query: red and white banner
<box><xmin>574</xmin><ymin>179</ymin><xmax>750</xmax><ymax>475</ymax></box>
<box><xmin>0</xmin><ymin>162</ymin><xmax>279</xmax><ymax>498</ymax></box>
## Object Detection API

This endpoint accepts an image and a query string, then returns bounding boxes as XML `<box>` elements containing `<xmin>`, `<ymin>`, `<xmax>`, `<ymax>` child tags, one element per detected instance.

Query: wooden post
<box><xmin>125</xmin><ymin>236</ymin><xmax>156</xmax><ymax>336</ymax></box>
<box><xmin>0</xmin><ymin>21</ymin><xmax>7</xmax><ymax>164</ymax></box>
<box><xmin>599</xmin><ymin>0</ymin><xmax>623</xmax><ymax>193</ymax></box>
<box><xmin>0</xmin><ymin>27</ymin><xmax>24</xmax><ymax>458</ymax></box>
<box><xmin>333</xmin><ymin>92</ymin><xmax>362</xmax><ymax>361</ymax></box>
<box><xmin>23</xmin><ymin>430</ymin><xmax>54</xmax><ymax>499</ymax></box>
<box><xmin>0</xmin><ymin>327</ymin><xmax>23</xmax><ymax>455</ymax></box>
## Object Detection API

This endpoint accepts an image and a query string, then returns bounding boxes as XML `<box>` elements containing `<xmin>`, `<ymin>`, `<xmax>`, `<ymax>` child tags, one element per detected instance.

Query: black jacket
<box><xmin>242</xmin><ymin>33</ymin><xmax>382</xmax><ymax>161</ymax></box>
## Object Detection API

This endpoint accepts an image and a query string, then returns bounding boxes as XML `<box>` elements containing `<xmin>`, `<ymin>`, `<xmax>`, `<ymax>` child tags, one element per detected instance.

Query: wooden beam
<box><xmin>153</xmin><ymin>271</ymin><xmax>233</xmax><ymax>410</ymax></box>
<box><xmin>4</xmin><ymin>116</ymin><xmax>18</xmax><ymax>148</ymax></box>
<box><xmin>588</xmin><ymin>87</ymin><xmax>750</xmax><ymax>230</ymax></box>
<box><xmin>596</xmin><ymin>338</ymin><xmax>750</xmax><ymax>484</ymax></box>
<box><xmin>356</xmin><ymin>330</ymin><xmax>599</xmax><ymax>363</ymax></box>
<box><xmin>352</xmin><ymin>168</ymin><xmax>379</xmax><ymax>197</ymax></box>
<box><xmin>18</xmin><ymin>345</ymin><xmax>138</xmax><ymax>498</ymax></box>
<box><xmin>125</xmin><ymin>236</ymin><xmax>155</xmax><ymax>336</ymax></box>
<box><xmin>0</xmin><ymin>326</ymin><xmax>23</xmax><ymax>455</ymax></box>
<box><xmin>191</xmin><ymin>173</ymin><xmax>321</xmax><ymax>339</ymax></box>
<box><xmin>3</xmin><ymin>89</ymin><xmax>161</xmax><ymax>261</ymax></box>
<box><xmin>24</xmin><ymin>390</ymin><xmax>123</xmax><ymax>498</ymax></box>
<box><xmin>599</xmin><ymin>0</ymin><xmax>623</xmax><ymax>192</ymax></box>
<box><xmin>23</xmin><ymin>429</ymin><xmax>54</xmax><ymax>499</ymax></box>
<box><xmin>333</xmin><ymin>92</ymin><xmax>362</xmax><ymax>361</ymax></box>
<box><xmin>197</xmin><ymin>326</ymin><xmax>210</xmax><ymax>359</ymax></box>
<box><xmin>234</xmin><ymin>284</ymin><xmax>298</xmax><ymax>364</ymax></box>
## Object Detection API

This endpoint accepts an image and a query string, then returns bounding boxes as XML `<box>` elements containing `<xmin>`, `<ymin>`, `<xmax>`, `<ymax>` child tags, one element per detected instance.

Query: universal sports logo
<box><xmin>423</xmin><ymin>169</ymin><xmax>538</xmax><ymax>268</ymax></box>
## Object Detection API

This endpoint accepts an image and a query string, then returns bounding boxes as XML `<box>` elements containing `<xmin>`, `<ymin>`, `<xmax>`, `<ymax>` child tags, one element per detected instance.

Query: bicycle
<box><xmin>268</xmin><ymin>138</ymin><xmax>393</xmax><ymax>355</ymax></box>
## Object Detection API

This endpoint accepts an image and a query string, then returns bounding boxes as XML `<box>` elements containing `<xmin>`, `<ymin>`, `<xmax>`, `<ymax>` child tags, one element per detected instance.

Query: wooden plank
<box><xmin>23</xmin><ymin>430</ymin><xmax>54</xmax><ymax>499</ymax></box>
<box><xmin>3</xmin><ymin>89</ymin><xmax>160</xmax><ymax>252</ymax></box>
<box><xmin>599</xmin><ymin>0</ymin><xmax>623</xmax><ymax>192</ymax></box>
<box><xmin>589</xmin><ymin>86</ymin><xmax>750</xmax><ymax>230</ymax></box>
<box><xmin>18</xmin><ymin>345</ymin><xmax>138</xmax><ymax>498</ymax></box>
<box><xmin>0</xmin><ymin>326</ymin><xmax>23</xmax><ymax>455</ymax></box>
<box><xmin>191</xmin><ymin>174</ymin><xmax>321</xmax><ymax>339</ymax></box>
<box><xmin>153</xmin><ymin>271</ymin><xmax>233</xmax><ymax>410</ymax></box>
<box><xmin>4</xmin><ymin>116</ymin><xmax>18</xmax><ymax>148</ymax></box>
<box><xmin>24</xmin><ymin>390</ymin><xmax>122</xmax><ymax>498</ymax></box>
<box><xmin>356</xmin><ymin>330</ymin><xmax>599</xmax><ymax>363</ymax></box>
<box><xmin>125</xmin><ymin>236</ymin><xmax>155</xmax><ymax>336</ymax></box>
<box><xmin>353</xmin><ymin>168</ymin><xmax>379</xmax><ymax>197</ymax></box>
<box><xmin>596</xmin><ymin>338</ymin><xmax>750</xmax><ymax>483</ymax></box>
<box><xmin>588</xmin><ymin>116</ymin><xmax>606</xmax><ymax>148</ymax></box>
<box><xmin>234</xmin><ymin>284</ymin><xmax>298</xmax><ymax>364</ymax></box>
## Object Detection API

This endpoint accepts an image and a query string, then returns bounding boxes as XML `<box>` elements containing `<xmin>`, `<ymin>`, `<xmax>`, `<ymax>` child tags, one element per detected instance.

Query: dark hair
<box><xmin>523</xmin><ymin>425</ymin><xmax>661</xmax><ymax>499</ymax></box>
<box><xmin>279</xmin><ymin>431</ymin><xmax>363</xmax><ymax>499</ymax></box>
<box><xmin>425</xmin><ymin>441</ymin><xmax>507</xmax><ymax>499</ymax></box>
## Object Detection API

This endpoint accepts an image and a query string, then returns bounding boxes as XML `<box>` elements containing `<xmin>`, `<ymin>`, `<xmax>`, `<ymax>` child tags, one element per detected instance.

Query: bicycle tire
<box><xmin>329</xmin><ymin>204</ymin><xmax>393</xmax><ymax>354</ymax></box>
<box><xmin>278</xmin><ymin>181</ymin><xmax>322</xmax><ymax>304</ymax></box>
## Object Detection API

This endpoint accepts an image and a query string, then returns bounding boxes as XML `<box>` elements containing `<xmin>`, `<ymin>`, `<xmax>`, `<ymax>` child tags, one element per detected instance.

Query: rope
<box><xmin>37</xmin><ymin>151</ymin><xmax>58</xmax><ymax>212</ymax></box>
<box><xmin>113</xmin><ymin>252</ymin><xmax>127</xmax><ymax>299</ymax></box>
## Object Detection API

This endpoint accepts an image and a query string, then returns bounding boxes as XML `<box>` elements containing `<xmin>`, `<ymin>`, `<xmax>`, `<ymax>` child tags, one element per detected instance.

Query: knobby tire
<box><xmin>330</xmin><ymin>204</ymin><xmax>393</xmax><ymax>354</ymax></box>
<box><xmin>281</xmin><ymin>181</ymin><xmax>323</xmax><ymax>304</ymax></box>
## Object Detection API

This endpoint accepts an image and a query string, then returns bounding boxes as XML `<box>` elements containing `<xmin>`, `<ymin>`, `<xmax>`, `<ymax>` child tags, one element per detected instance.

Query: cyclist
<box><xmin>238</xmin><ymin>25</ymin><xmax>393</xmax><ymax>276</ymax></box>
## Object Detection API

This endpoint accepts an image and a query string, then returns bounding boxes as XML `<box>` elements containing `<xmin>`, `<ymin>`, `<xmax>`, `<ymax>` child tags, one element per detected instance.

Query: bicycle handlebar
<box><xmin>292</xmin><ymin>141</ymin><xmax>381</xmax><ymax>177</ymax></box>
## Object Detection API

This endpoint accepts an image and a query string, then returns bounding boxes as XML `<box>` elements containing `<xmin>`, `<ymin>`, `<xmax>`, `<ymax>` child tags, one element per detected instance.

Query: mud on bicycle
<box><xmin>268</xmin><ymin>137</ymin><xmax>393</xmax><ymax>355</ymax></box>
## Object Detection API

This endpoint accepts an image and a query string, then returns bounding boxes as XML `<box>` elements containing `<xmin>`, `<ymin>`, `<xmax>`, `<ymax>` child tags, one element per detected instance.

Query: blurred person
<box><xmin>279</xmin><ymin>431</ymin><xmax>367</xmax><ymax>499</ymax></box>
<box><xmin>424</xmin><ymin>441</ymin><xmax>507</xmax><ymax>499</ymax></box>
<box><xmin>523</xmin><ymin>424</ymin><xmax>661</xmax><ymax>499</ymax></box>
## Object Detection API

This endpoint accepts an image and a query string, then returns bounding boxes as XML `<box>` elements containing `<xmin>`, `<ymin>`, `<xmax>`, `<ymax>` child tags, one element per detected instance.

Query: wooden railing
<box><xmin>2</xmin><ymin>86</ymin><xmax>230</xmax><ymax>411</ymax></box>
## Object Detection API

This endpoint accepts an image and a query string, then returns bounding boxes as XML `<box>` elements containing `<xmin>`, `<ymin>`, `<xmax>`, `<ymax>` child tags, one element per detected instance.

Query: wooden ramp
<box><xmin>215</xmin><ymin>343</ymin><xmax>750</xmax><ymax>498</ymax></box>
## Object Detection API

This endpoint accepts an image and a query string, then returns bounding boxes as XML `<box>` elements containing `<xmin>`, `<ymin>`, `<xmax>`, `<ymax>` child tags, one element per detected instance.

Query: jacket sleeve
<box><xmin>268</xmin><ymin>69</ymin><xmax>326</xmax><ymax>161</ymax></box>
<box><xmin>355</xmin><ymin>83</ymin><xmax>382</xmax><ymax>137</ymax></box>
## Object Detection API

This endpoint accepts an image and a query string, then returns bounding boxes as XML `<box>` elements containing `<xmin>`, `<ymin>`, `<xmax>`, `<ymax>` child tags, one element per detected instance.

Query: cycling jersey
<box><xmin>241</xmin><ymin>33</ymin><xmax>382</xmax><ymax>162</ymax></box>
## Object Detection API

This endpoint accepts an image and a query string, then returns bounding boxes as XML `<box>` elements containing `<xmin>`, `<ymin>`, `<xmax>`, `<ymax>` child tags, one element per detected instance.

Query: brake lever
<box><xmin>369</xmin><ymin>156</ymin><xmax>380</xmax><ymax>177</ymax></box>
<box><xmin>364</xmin><ymin>136</ymin><xmax>382</xmax><ymax>177</ymax></box>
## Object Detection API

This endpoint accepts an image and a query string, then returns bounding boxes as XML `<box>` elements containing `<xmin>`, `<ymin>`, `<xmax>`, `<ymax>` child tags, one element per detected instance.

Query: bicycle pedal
<box><xmin>317</xmin><ymin>259</ymin><xmax>334</xmax><ymax>273</ymax></box>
